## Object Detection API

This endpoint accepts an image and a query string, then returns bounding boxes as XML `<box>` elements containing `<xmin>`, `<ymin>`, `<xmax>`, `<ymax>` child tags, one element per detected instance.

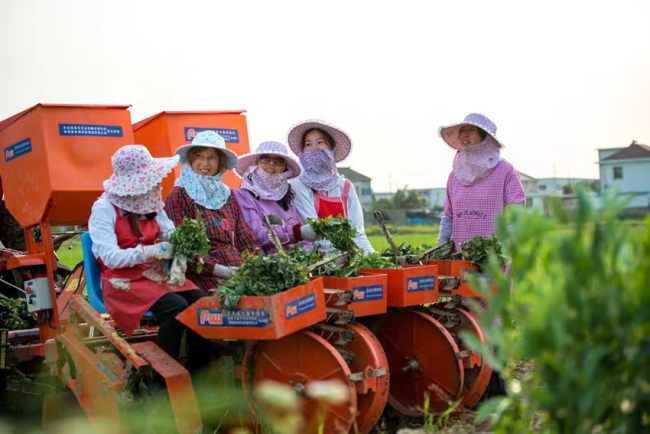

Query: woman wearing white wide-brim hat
<box><xmin>164</xmin><ymin>131</ymin><xmax>259</xmax><ymax>291</ymax></box>
<box><xmin>436</xmin><ymin>113</ymin><xmax>526</xmax><ymax>250</ymax></box>
<box><xmin>286</xmin><ymin>120</ymin><xmax>375</xmax><ymax>255</ymax></box>
<box><xmin>88</xmin><ymin>144</ymin><xmax>210</xmax><ymax>373</ymax></box>
<box><xmin>233</xmin><ymin>141</ymin><xmax>313</xmax><ymax>254</ymax></box>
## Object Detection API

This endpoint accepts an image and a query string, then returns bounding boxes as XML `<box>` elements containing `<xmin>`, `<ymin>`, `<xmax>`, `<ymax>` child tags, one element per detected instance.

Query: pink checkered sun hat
<box><xmin>439</xmin><ymin>113</ymin><xmax>505</xmax><ymax>150</ymax></box>
<box><xmin>287</xmin><ymin>119</ymin><xmax>352</xmax><ymax>163</ymax></box>
<box><xmin>235</xmin><ymin>141</ymin><xmax>301</xmax><ymax>179</ymax></box>
<box><xmin>103</xmin><ymin>145</ymin><xmax>179</xmax><ymax>196</ymax></box>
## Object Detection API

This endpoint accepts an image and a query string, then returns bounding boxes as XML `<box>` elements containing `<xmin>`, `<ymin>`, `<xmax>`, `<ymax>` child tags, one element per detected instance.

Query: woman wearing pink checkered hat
<box><xmin>436</xmin><ymin>113</ymin><xmax>526</xmax><ymax>400</ymax></box>
<box><xmin>436</xmin><ymin>113</ymin><xmax>526</xmax><ymax>249</ymax></box>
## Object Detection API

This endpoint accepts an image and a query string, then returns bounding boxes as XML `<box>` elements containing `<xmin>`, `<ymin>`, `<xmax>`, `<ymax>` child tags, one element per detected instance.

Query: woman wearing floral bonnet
<box><xmin>88</xmin><ymin>145</ymin><xmax>210</xmax><ymax>373</ymax></box>
<box><xmin>165</xmin><ymin>130</ymin><xmax>258</xmax><ymax>291</ymax></box>
<box><xmin>233</xmin><ymin>141</ymin><xmax>313</xmax><ymax>254</ymax></box>
<box><xmin>287</xmin><ymin>119</ymin><xmax>375</xmax><ymax>254</ymax></box>
<box><xmin>436</xmin><ymin>113</ymin><xmax>526</xmax><ymax>250</ymax></box>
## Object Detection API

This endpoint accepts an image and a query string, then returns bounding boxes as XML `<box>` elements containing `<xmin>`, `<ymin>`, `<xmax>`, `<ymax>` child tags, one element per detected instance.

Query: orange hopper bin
<box><xmin>0</xmin><ymin>104</ymin><xmax>135</xmax><ymax>227</ymax></box>
<box><xmin>133</xmin><ymin>111</ymin><xmax>250</xmax><ymax>197</ymax></box>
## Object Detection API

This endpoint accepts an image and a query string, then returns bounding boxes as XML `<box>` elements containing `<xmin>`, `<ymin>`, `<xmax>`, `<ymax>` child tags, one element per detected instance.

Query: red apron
<box><xmin>313</xmin><ymin>180</ymin><xmax>351</xmax><ymax>219</ymax></box>
<box><xmin>99</xmin><ymin>206</ymin><xmax>198</xmax><ymax>336</ymax></box>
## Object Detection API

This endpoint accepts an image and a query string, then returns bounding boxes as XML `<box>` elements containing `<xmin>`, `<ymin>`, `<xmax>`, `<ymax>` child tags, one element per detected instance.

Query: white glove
<box><xmin>300</xmin><ymin>224</ymin><xmax>317</xmax><ymax>242</ymax></box>
<box><xmin>142</xmin><ymin>242</ymin><xmax>174</xmax><ymax>260</ymax></box>
<box><xmin>213</xmin><ymin>264</ymin><xmax>237</xmax><ymax>279</ymax></box>
<box><xmin>168</xmin><ymin>257</ymin><xmax>187</xmax><ymax>287</ymax></box>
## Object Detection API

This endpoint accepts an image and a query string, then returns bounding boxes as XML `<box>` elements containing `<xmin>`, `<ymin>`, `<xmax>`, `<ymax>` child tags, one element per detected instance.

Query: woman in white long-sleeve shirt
<box><xmin>88</xmin><ymin>145</ymin><xmax>209</xmax><ymax>374</ymax></box>
<box><xmin>287</xmin><ymin>120</ymin><xmax>375</xmax><ymax>254</ymax></box>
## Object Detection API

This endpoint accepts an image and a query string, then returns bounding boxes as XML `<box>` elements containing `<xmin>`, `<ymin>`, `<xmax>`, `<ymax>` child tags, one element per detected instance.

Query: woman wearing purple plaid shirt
<box><xmin>436</xmin><ymin>113</ymin><xmax>526</xmax><ymax>248</ymax></box>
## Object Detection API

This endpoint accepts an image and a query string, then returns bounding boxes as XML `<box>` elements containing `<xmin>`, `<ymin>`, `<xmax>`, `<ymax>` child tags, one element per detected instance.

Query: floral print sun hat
<box><xmin>103</xmin><ymin>145</ymin><xmax>179</xmax><ymax>197</ymax></box>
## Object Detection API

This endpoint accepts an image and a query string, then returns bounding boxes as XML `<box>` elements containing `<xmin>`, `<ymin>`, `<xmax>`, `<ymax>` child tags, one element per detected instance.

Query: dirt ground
<box><xmin>372</xmin><ymin>361</ymin><xmax>536</xmax><ymax>434</ymax></box>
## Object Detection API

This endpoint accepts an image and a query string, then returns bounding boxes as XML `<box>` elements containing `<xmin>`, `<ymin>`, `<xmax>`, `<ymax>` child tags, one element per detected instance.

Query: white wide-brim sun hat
<box><xmin>175</xmin><ymin>130</ymin><xmax>239</xmax><ymax>170</ymax></box>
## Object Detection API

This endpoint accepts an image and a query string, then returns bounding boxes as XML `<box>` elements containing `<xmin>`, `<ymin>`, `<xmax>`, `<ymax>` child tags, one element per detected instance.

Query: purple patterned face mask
<box><xmin>298</xmin><ymin>149</ymin><xmax>341</xmax><ymax>192</ymax></box>
<box><xmin>241</xmin><ymin>166</ymin><xmax>294</xmax><ymax>201</ymax></box>
<box><xmin>453</xmin><ymin>136</ymin><xmax>502</xmax><ymax>186</ymax></box>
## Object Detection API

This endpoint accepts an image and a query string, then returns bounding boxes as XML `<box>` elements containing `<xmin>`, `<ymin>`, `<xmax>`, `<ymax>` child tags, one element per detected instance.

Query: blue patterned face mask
<box><xmin>174</xmin><ymin>163</ymin><xmax>231</xmax><ymax>210</ymax></box>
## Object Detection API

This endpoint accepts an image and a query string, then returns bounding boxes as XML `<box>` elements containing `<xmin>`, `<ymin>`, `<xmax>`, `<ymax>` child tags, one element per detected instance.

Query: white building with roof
<box><xmin>598</xmin><ymin>141</ymin><xmax>650</xmax><ymax>194</ymax></box>
<box><xmin>597</xmin><ymin>141</ymin><xmax>650</xmax><ymax>211</ymax></box>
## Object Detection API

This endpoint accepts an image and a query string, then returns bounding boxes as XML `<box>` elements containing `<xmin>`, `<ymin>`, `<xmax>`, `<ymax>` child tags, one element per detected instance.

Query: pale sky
<box><xmin>1</xmin><ymin>0</ymin><xmax>649</xmax><ymax>193</ymax></box>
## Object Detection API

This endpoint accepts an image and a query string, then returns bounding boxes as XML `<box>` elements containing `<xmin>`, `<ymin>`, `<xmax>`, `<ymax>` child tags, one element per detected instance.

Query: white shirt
<box><xmin>88</xmin><ymin>197</ymin><xmax>175</xmax><ymax>269</ymax></box>
<box><xmin>291</xmin><ymin>177</ymin><xmax>375</xmax><ymax>255</ymax></box>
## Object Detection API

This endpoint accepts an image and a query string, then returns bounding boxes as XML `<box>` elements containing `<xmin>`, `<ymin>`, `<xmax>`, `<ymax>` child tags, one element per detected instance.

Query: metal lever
<box><xmin>306</xmin><ymin>253</ymin><xmax>348</xmax><ymax>274</ymax></box>
<box><xmin>373</xmin><ymin>211</ymin><xmax>402</xmax><ymax>256</ymax></box>
<box><xmin>263</xmin><ymin>214</ymin><xmax>285</xmax><ymax>253</ymax></box>
<box><xmin>410</xmin><ymin>239</ymin><xmax>455</xmax><ymax>263</ymax></box>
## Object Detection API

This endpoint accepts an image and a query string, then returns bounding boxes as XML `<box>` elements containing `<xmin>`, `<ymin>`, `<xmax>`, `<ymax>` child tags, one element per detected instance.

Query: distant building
<box><xmin>535</xmin><ymin>177</ymin><xmax>597</xmax><ymax>196</ymax></box>
<box><xmin>337</xmin><ymin>167</ymin><xmax>373</xmax><ymax>211</ymax></box>
<box><xmin>598</xmin><ymin>141</ymin><xmax>650</xmax><ymax>194</ymax></box>
<box><xmin>414</xmin><ymin>188</ymin><xmax>447</xmax><ymax>209</ymax></box>
<box><xmin>597</xmin><ymin>141</ymin><xmax>650</xmax><ymax>212</ymax></box>
<box><xmin>517</xmin><ymin>172</ymin><xmax>538</xmax><ymax>195</ymax></box>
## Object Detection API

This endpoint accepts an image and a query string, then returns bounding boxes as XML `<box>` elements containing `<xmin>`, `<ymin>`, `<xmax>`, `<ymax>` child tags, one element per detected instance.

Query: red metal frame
<box><xmin>57</xmin><ymin>295</ymin><xmax>202</xmax><ymax>433</ymax></box>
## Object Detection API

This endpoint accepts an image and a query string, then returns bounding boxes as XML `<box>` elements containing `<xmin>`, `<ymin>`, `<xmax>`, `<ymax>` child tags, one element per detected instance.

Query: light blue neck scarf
<box><xmin>174</xmin><ymin>163</ymin><xmax>231</xmax><ymax>210</ymax></box>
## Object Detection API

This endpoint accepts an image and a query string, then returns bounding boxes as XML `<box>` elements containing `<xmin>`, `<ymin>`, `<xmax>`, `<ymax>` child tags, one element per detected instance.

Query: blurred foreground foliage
<box><xmin>468</xmin><ymin>189</ymin><xmax>650</xmax><ymax>433</ymax></box>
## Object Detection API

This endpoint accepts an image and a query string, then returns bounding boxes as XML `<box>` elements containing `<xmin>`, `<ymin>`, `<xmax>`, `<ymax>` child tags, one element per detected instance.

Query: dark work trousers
<box><xmin>479</xmin><ymin>346</ymin><xmax>508</xmax><ymax>403</ymax></box>
<box><xmin>149</xmin><ymin>289</ymin><xmax>211</xmax><ymax>374</ymax></box>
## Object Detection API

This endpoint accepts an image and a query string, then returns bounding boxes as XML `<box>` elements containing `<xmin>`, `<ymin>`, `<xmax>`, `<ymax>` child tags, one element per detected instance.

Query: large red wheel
<box><xmin>373</xmin><ymin>310</ymin><xmax>464</xmax><ymax>416</ymax></box>
<box><xmin>242</xmin><ymin>331</ymin><xmax>357</xmax><ymax>434</ymax></box>
<box><xmin>317</xmin><ymin>323</ymin><xmax>390</xmax><ymax>434</ymax></box>
<box><xmin>431</xmin><ymin>307</ymin><xmax>492</xmax><ymax>409</ymax></box>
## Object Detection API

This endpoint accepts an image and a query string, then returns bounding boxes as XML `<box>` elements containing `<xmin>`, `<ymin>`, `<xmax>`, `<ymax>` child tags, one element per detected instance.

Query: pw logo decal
<box><xmin>200</xmin><ymin>310</ymin><xmax>223</xmax><ymax>325</ymax></box>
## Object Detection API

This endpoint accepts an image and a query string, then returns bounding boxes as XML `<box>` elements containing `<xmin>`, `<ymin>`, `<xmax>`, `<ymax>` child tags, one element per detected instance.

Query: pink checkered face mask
<box><xmin>453</xmin><ymin>136</ymin><xmax>502</xmax><ymax>186</ymax></box>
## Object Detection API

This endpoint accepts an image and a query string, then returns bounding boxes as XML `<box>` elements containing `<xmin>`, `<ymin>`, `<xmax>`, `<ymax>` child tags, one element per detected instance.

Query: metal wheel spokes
<box><xmin>242</xmin><ymin>331</ymin><xmax>357</xmax><ymax>434</ymax></box>
<box><xmin>373</xmin><ymin>310</ymin><xmax>464</xmax><ymax>416</ymax></box>
<box><xmin>317</xmin><ymin>323</ymin><xmax>390</xmax><ymax>434</ymax></box>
